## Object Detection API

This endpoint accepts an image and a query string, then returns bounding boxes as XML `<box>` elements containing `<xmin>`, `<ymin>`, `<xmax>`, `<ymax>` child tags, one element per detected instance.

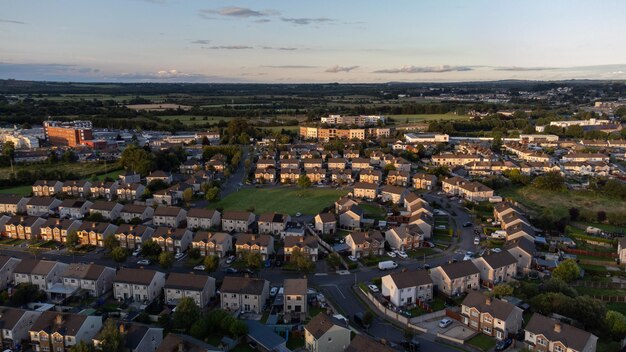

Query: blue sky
<box><xmin>1</xmin><ymin>0</ymin><xmax>625</xmax><ymax>83</ymax></box>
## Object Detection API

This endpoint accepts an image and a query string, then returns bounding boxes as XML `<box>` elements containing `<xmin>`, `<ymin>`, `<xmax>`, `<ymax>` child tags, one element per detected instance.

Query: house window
<box><xmin>555</xmin><ymin>345</ymin><xmax>564</xmax><ymax>352</ymax></box>
<box><xmin>471</xmin><ymin>311</ymin><xmax>478</xmax><ymax>317</ymax></box>
<box><xmin>483</xmin><ymin>327</ymin><xmax>492</xmax><ymax>335</ymax></box>
<box><xmin>484</xmin><ymin>316</ymin><xmax>492</xmax><ymax>323</ymax></box>
<box><xmin>537</xmin><ymin>338</ymin><xmax>546</xmax><ymax>346</ymax></box>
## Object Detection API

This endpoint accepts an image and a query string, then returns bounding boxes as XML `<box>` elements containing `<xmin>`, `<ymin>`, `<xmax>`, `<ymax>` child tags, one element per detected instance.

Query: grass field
<box><xmin>0</xmin><ymin>185</ymin><xmax>32</xmax><ymax>196</ymax></box>
<box><xmin>212</xmin><ymin>187</ymin><xmax>348</xmax><ymax>215</ymax></box>
<box><xmin>389</xmin><ymin>113</ymin><xmax>471</xmax><ymax>124</ymax></box>
<box><xmin>158</xmin><ymin>115</ymin><xmax>232</xmax><ymax>125</ymax></box>
<box><xmin>0</xmin><ymin>162</ymin><xmax>121</xmax><ymax>181</ymax></box>
<box><xmin>498</xmin><ymin>185</ymin><xmax>626</xmax><ymax>223</ymax></box>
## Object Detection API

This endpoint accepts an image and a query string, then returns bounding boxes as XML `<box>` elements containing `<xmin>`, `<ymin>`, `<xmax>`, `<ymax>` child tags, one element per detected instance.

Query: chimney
<box><xmin>299</xmin><ymin>237</ymin><xmax>304</xmax><ymax>242</ymax></box>
<box><xmin>554</xmin><ymin>323</ymin><xmax>561</xmax><ymax>333</ymax></box>
<box><xmin>485</xmin><ymin>297</ymin><xmax>492</xmax><ymax>305</ymax></box>
<box><xmin>119</xmin><ymin>323</ymin><xmax>125</xmax><ymax>334</ymax></box>
<box><xmin>55</xmin><ymin>314</ymin><xmax>63</xmax><ymax>325</ymax></box>
<box><xmin>56</xmin><ymin>219</ymin><xmax>60</xmax><ymax>225</ymax></box>
<box><xmin>251</xmin><ymin>235</ymin><xmax>256</xmax><ymax>241</ymax></box>
<box><xmin>92</xmin><ymin>222</ymin><xmax>96</xmax><ymax>228</ymax></box>
<box><xmin>129</xmin><ymin>225</ymin><xmax>134</xmax><ymax>231</ymax></box>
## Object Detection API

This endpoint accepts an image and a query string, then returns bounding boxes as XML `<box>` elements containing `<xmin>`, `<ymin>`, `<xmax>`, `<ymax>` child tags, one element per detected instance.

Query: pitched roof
<box><xmin>78</xmin><ymin>221</ymin><xmax>113</xmax><ymax>233</ymax></box>
<box><xmin>348</xmin><ymin>230</ymin><xmax>383</xmax><ymax>245</ymax></box>
<box><xmin>461</xmin><ymin>291</ymin><xmax>519</xmax><ymax>321</ymax></box>
<box><xmin>479</xmin><ymin>251</ymin><xmax>517</xmax><ymax>269</ymax></box>
<box><xmin>315</xmin><ymin>212</ymin><xmax>336</xmax><ymax>223</ymax></box>
<box><xmin>505</xmin><ymin>222</ymin><xmax>535</xmax><ymax>237</ymax></box>
<box><xmin>121</xmin><ymin>204</ymin><xmax>149</xmax><ymax>214</ymax></box>
<box><xmin>284</xmin><ymin>235</ymin><xmax>318</xmax><ymax>249</ymax></box>
<box><xmin>222</xmin><ymin>210</ymin><xmax>253</xmax><ymax>221</ymax></box>
<box><xmin>388</xmin><ymin>269</ymin><xmax>432</xmax><ymax>289</ymax></box>
<box><xmin>14</xmin><ymin>259</ymin><xmax>59</xmax><ymax>275</ymax></box>
<box><xmin>220</xmin><ymin>276</ymin><xmax>267</xmax><ymax>295</ymax></box>
<box><xmin>345</xmin><ymin>334</ymin><xmax>396</xmax><ymax>352</ymax></box>
<box><xmin>504</xmin><ymin>237</ymin><xmax>536</xmax><ymax>255</ymax></box>
<box><xmin>258</xmin><ymin>212</ymin><xmax>287</xmax><ymax>223</ymax></box>
<box><xmin>525</xmin><ymin>313</ymin><xmax>596</xmax><ymax>351</ymax></box>
<box><xmin>154</xmin><ymin>206</ymin><xmax>184</xmax><ymax>217</ymax></box>
<box><xmin>114</xmin><ymin>268</ymin><xmax>160</xmax><ymax>285</ymax></box>
<box><xmin>187</xmin><ymin>208</ymin><xmax>219</xmax><ymax>218</ymax></box>
<box><xmin>0</xmin><ymin>195</ymin><xmax>26</xmax><ymax>204</ymax></box>
<box><xmin>63</xmin><ymin>263</ymin><xmax>110</xmax><ymax>280</ymax></box>
<box><xmin>304</xmin><ymin>313</ymin><xmax>347</xmax><ymax>339</ymax></box>
<box><xmin>283</xmin><ymin>278</ymin><xmax>307</xmax><ymax>296</ymax></box>
<box><xmin>30</xmin><ymin>311</ymin><xmax>89</xmax><ymax>336</ymax></box>
<box><xmin>156</xmin><ymin>333</ymin><xmax>218</xmax><ymax>352</ymax></box>
<box><xmin>116</xmin><ymin>224</ymin><xmax>150</xmax><ymax>236</ymax></box>
<box><xmin>152</xmin><ymin>227</ymin><xmax>190</xmax><ymax>240</ymax></box>
<box><xmin>0</xmin><ymin>307</ymin><xmax>28</xmax><ymax>330</ymax></box>
<box><xmin>353</xmin><ymin>182</ymin><xmax>378</xmax><ymax>190</ymax></box>
<box><xmin>235</xmin><ymin>233</ymin><xmax>272</xmax><ymax>247</ymax></box>
<box><xmin>165</xmin><ymin>272</ymin><xmax>213</xmax><ymax>291</ymax></box>
<box><xmin>90</xmin><ymin>200</ymin><xmax>120</xmax><ymax>211</ymax></box>
<box><xmin>439</xmin><ymin>260</ymin><xmax>479</xmax><ymax>279</ymax></box>
<box><xmin>27</xmin><ymin>197</ymin><xmax>58</xmax><ymax>207</ymax></box>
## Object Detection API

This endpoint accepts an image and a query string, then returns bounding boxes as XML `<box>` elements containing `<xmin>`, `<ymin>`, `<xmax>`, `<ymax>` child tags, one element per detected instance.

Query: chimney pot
<box><xmin>554</xmin><ymin>323</ymin><xmax>561</xmax><ymax>333</ymax></box>
<box><xmin>485</xmin><ymin>297</ymin><xmax>492</xmax><ymax>305</ymax></box>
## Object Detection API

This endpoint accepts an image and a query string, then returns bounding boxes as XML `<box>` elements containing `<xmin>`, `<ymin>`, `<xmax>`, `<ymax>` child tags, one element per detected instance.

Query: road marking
<box><xmin>314</xmin><ymin>273</ymin><xmax>328</xmax><ymax>276</ymax></box>
<box><xmin>319</xmin><ymin>284</ymin><xmax>346</xmax><ymax>299</ymax></box>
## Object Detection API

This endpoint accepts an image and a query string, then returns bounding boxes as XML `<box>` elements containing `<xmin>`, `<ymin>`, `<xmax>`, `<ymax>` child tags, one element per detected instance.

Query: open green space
<box><xmin>0</xmin><ymin>161</ymin><xmax>121</xmax><ymax>181</ymax></box>
<box><xmin>499</xmin><ymin>185</ymin><xmax>626</xmax><ymax>225</ymax></box>
<box><xmin>467</xmin><ymin>334</ymin><xmax>497</xmax><ymax>351</ymax></box>
<box><xmin>388</xmin><ymin>114</ymin><xmax>471</xmax><ymax>124</ymax></box>
<box><xmin>213</xmin><ymin>187</ymin><xmax>348</xmax><ymax>216</ymax></box>
<box><xmin>158</xmin><ymin>115</ymin><xmax>232</xmax><ymax>126</ymax></box>
<box><xmin>0</xmin><ymin>185</ymin><xmax>32</xmax><ymax>196</ymax></box>
<box><xmin>359</xmin><ymin>203</ymin><xmax>387</xmax><ymax>221</ymax></box>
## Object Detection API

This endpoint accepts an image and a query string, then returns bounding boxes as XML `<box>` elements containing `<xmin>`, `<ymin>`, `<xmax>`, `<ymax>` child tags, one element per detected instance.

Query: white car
<box><xmin>193</xmin><ymin>265</ymin><xmax>206</xmax><ymax>271</ymax></box>
<box><xmin>491</xmin><ymin>248</ymin><xmax>502</xmax><ymax>253</ymax></box>
<box><xmin>386</xmin><ymin>251</ymin><xmax>397</xmax><ymax>258</ymax></box>
<box><xmin>439</xmin><ymin>318</ymin><xmax>452</xmax><ymax>328</ymax></box>
<box><xmin>270</xmin><ymin>287</ymin><xmax>279</xmax><ymax>297</ymax></box>
<box><xmin>132</xmin><ymin>249</ymin><xmax>141</xmax><ymax>257</ymax></box>
<box><xmin>474</xmin><ymin>236</ymin><xmax>480</xmax><ymax>245</ymax></box>
<box><xmin>174</xmin><ymin>252</ymin><xmax>186</xmax><ymax>260</ymax></box>
<box><xmin>348</xmin><ymin>255</ymin><xmax>358</xmax><ymax>262</ymax></box>
<box><xmin>226</xmin><ymin>255</ymin><xmax>236</xmax><ymax>264</ymax></box>
<box><xmin>368</xmin><ymin>284</ymin><xmax>380</xmax><ymax>293</ymax></box>
<box><xmin>295</xmin><ymin>212</ymin><xmax>302</xmax><ymax>217</ymax></box>
<box><xmin>396</xmin><ymin>251</ymin><xmax>408</xmax><ymax>259</ymax></box>
<box><xmin>137</xmin><ymin>259</ymin><xmax>150</xmax><ymax>266</ymax></box>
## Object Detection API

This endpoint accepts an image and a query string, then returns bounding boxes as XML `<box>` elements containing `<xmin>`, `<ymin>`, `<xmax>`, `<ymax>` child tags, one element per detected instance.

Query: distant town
<box><xmin>0</xmin><ymin>80</ymin><xmax>625</xmax><ymax>352</ymax></box>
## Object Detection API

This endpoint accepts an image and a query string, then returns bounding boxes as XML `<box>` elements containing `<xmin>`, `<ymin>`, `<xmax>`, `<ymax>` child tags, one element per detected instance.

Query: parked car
<box><xmin>463</xmin><ymin>222</ymin><xmax>473</xmax><ymax>227</ymax></box>
<box><xmin>226</xmin><ymin>255</ymin><xmax>236</xmax><ymax>264</ymax></box>
<box><xmin>353</xmin><ymin>312</ymin><xmax>371</xmax><ymax>329</ymax></box>
<box><xmin>438</xmin><ymin>318</ymin><xmax>452</xmax><ymax>328</ymax></box>
<box><xmin>367</xmin><ymin>284</ymin><xmax>379</xmax><ymax>293</ymax></box>
<box><xmin>495</xmin><ymin>337</ymin><xmax>512</xmax><ymax>351</ymax></box>
<box><xmin>275</xmin><ymin>260</ymin><xmax>283</xmax><ymax>267</ymax></box>
<box><xmin>223</xmin><ymin>267</ymin><xmax>238</xmax><ymax>274</ymax></box>
<box><xmin>491</xmin><ymin>248</ymin><xmax>502</xmax><ymax>253</ymax></box>
<box><xmin>402</xmin><ymin>337</ymin><xmax>421</xmax><ymax>351</ymax></box>
<box><xmin>295</xmin><ymin>212</ymin><xmax>302</xmax><ymax>217</ymax></box>
<box><xmin>193</xmin><ymin>265</ymin><xmax>206</xmax><ymax>271</ymax></box>
<box><xmin>386</xmin><ymin>251</ymin><xmax>397</xmax><ymax>258</ymax></box>
<box><xmin>396</xmin><ymin>251</ymin><xmax>408</xmax><ymax>259</ymax></box>
<box><xmin>174</xmin><ymin>252</ymin><xmax>186</xmax><ymax>260</ymax></box>
<box><xmin>348</xmin><ymin>255</ymin><xmax>358</xmax><ymax>262</ymax></box>
<box><xmin>137</xmin><ymin>259</ymin><xmax>150</xmax><ymax>266</ymax></box>
<box><xmin>270</xmin><ymin>287</ymin><xmax>279</xmax><ymax>297</ymax></box>
<box><xmin>132</xmin><ymin>249</ymin><xmax>141</xmax><ymax>257</ymax></box>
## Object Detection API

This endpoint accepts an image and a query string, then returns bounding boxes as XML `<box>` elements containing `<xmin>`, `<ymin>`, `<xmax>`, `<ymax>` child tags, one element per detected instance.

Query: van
<box><xmin>378</xmin><ymin>261</ymin><xmax>398</xmax><ymax>270</ymax></box>
<box><xmin>353</xmin><ymin>312</ymin><xmax>371</xmax><ymax>329</ymax></box>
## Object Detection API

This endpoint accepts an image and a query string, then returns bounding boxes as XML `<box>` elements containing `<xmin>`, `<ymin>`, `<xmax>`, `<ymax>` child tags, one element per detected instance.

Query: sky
<box><xmin>1</xmin><ymin>0</ymin><xmax>626</xmax><ymax>83</ymax></box>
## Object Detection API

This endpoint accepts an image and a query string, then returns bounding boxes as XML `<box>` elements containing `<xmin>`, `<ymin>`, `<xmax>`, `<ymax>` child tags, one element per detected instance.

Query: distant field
<box><xmin>0</xmin><ymin>185</ymin><xmax>32</xmax><ymax>196</ymax></box>
<box><xmin>389</xmin><ymin>114</ymin><xmax>471</xmax><ymax>124</ymax></box>
<box><xmin>32</xmin><ymin>94</ymin><xmax>171</xmax><ymax>102</ymax></box>
<box><xmin>158</xmin><ymin>115</ymin><xmax>232</xmax><ymax>126</ymax></box>
<box><xmin>212</xmin><ymin>187</ymin><xmax>348</xmax><ymax>215</ymax></box>
<box><xmin>257</xmin><ymin>126</ymin><xmax>299</xmax><ymax>132</ymax></box>
<box><xmin>0</xmin><ymin>162</ymin><xmax>121</xmax><ymax>181</ymax></box>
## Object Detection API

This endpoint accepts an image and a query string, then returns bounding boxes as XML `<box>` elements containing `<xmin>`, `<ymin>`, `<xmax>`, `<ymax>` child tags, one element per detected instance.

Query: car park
<box><xmin>368</xmin><ymin>284</ymin><xmax>379</xmax><ymax>293</ymax></box>
<box><xmin>193</xmin><ymin>265</ymin><xmax>206</xmax><ymax>271</ymax></box>
<box><xmin>438</xmin><ymin>318</ymin><xmax>452</xmax><ymax>328</ymax></box>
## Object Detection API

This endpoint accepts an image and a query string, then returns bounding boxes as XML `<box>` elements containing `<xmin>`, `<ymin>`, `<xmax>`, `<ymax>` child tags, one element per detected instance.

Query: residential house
<box><xmin>505</xmin><ymin>223</ymin><xmax>535</xmax><ymax>242</ymax></box>
<box><xmin>151</xmin><ymin>227</ymin><xmax>193</xmax><ymax>253</ymax></box>
<box><xmin>334</xmin><ymin>196</ymin><xmax>357</xmax><ymax>214</ymax></box>
<box><xmin>306</xmin><ymin>168</ymin><xmax>327</xmax><ymax>184</ymax></box>
<box><xmin>76</xmin><ymin>221</ymin><xmax>118</xmax><ymax>247</ymax></box>
<box><xmin>385</xmin><ymin>224</ymin><xmax>424</xmax><ymax>251</ymax></box>
<box><xmin>345</xmin><ymin>335</ymin><xmax>395</xmax><ymax>352</ymax></box>
<box><xmin>412</xmin><ymin>173</ymin><xmax>437</xmax><ymax>190</ymax></box>
<box><xmin>256</xmin><ymin>159</ymin><xmax>276</xmax><ymax>170</ymax></box>
<box><xmin>89</xmin><ymin>200</ymin><xmax>123</xmax><ymax>220</ymax></box>
<box><xmin>156</xmin><ymin>333</ymin><xmax>217</xmax><ymax>352</ymax></box>
<box><xmin>192</xmin><ymin>231</ymin><xmax>232</xmax><ymax>258</ymax></box>
<box><xmin>89</xmin><ymin>181</ymin><xmax>118</xmax><ymax>200</ymax></box>
<box><xmin>314</xmin><ymin>213</ymin><xmax>336</xmax><ymax>235</ymax></box>
<box><xmin>339</xmin><ymin>205</ymin><xmax>363</xmax><ymax>231</ymax></box>
<box><xmin>404</xmin><ymin>193</ymin><xmax>431</xmax><ymax>214</ymax></box>
<box><xmin>26</xmin><ymin>197</ymin><xmax>62</xmax><ymax>217</ymax></box>
<box><xmin>115</xmin><ymin>224</ymin><xmax>154</xmax><ymax>250</ymax></box>
<box><xmin>304</xmin><ymin>313</ymin><xmax>351</xmax><ymax>352</ymax></box>
<box><xmin>4</xmin><ymin>215</ymin><xmax>45</xmax><ymax>240</ymax></box>
<box><xmin>283</xmin><ymin>236</ymin><xmax>318</xmax><ymax>262</ymax></box>
<box><xmin>493</xmin><ymin>202</ymin><xmax>522</xmax><ymax>223</ymax></box>
<box><xmin>280</xmin><ymin>158</ymin><xmax>300</xmax><ymax>170</ymax></box>
<box><xmin>61</xmin><ymin>180</ymin><xmax>91</xmax><ymax>198</ymax></box>
<box><xmin>186</xmin><ymin>208</ymin><xmax>221</xmax><ymax>230</ymax></box>
<box><xmin>524</xmin><ymin>313</ymin><xmax>598</xmax><ymax>352</ymax></box>
<box><xmin>58</xmin><ymin>199</ymin><xmax>93</xmax><ymax>219</ymax></box>
<box><xmin>117</xmin><ymin>183</ymin><xmax>145</xmax><ymax>201</ymax></box>
<box><xmin>432</xmin><ymin>154</ymin><xmax>483</xmax><ymax>166</ymax></box>
<box><xmin>408</xmin><ymin>212</ymin><xmax>433</xmax><ymax>239</ymax></box>
<box><xmin>153</xmin><ymin>206</ymin><xmax>187</xmax><ymax>228</ymax></box>
<box><xmin>501</xmin><ymin>212</ymin><xmax>531</xmax><ymax>230</ymax></box>
<box><xmin>330</xmin><ymin>169</ymin><xmax>353</xmax><ymax>184</ymax></box>
<box><xmin>40</xmin><ymin>218</ymin><xmax>80</xmax><ymax>243</ymax></box>
<box><xmin>284</xmin><ymin>278</ymin><xmax>308</xmax><ymax>322</ymax></box>
<box><xmin>380</xmin><ymin>185</ymin><xmax>409</xmax><ymax>204</ymax></box>
<box><xmin>280</xmin><ymin>168</ymin><xmax>301</xmax><ymax>184</ymax></box>
<box><xmin>352</xmin><ymin>182</ymin><xmax>378</xmax><ymax>200</ymax></box>
<box><xmin>93</xmin><ymin>323</ymin><xmax>163</xmax><ymax>352</ymax></box>
<box><xmin>0</xmin><ymin>195</ymin><xmax>29</xmax><ymax>214</ymax></box>
<box><xmin>381</xmin><ymin>269</ymin><xmax>433</xmax><ymax>307</ymax></box>
<box><xmin>180</xmin><ymin>159</ymin><xmax>204</xmax><ymax>174</ymax></box>
<box><xmin>461</xmin><ymin>292</ymin><xmax>523</xmax><ymax>340</ymax></box>
<box><xmin>113</xmin><ymin>268</ymin><xmax>166</xmax><ymax>303</ymax></box>
<box><xmin>351</xmin><ymin>158</ymin><xmax>372</xmax><ymax>171</ymax></box>
<box><xmin>154</xmin><ymin>182</ymin><xmax>193</xmax><ymax>206</ymax></box>
<box><xmin>258</xmin><ymin>212</ymin><xmax>290</xmax><ymax>235</ymax></box>
<box><xmin>429</xmin><ymin>261</ymin><xmax>480</xmax><ymax>296</ymax></box>
<box><xmin>458</xmin><ymin>182</ymin><xmax>494</xmax><ymax>202</ymax></box>
<box><xmin>504</xmin><ymin>237</ymin><xmax>536</xmax><ymax>274</ymax></box>
<box><xmin>29</xmin><ymin>312</ymin><xmax>102</xmax><ymax>352</ymax></box>
<box><xmin>386</xmin><ymin>170</ymin><xmax>410</xmax><ymax>186</ymax></box>
<box><xmin>0</xmin><ymin>255</ymin><xmax>21</xmax><ymax>290</ymax></box>
<box><xmin>165</xmin><ymin>272</ymin><xmax>216</xmax><ymax>307</ymax></box>
<box><xmin>32</xmin><ymin>180</ymin><xmax>62</xmax><ymax>197</ymax></box>
<box><xmin>254</xmin><ymin>168</ymin><xmax>276</xmax><ymax>184</ymax></box>
<box><xmin>221</xmin><ymin>211</ymin><xmax>255</xmax><ymax>232</ymax></box>
<box><xmin>441</xmin><ymin>176</ymin><xmax>468</xmax><ymax>196</ymax></box>
<box><xmin>327</xmin><ymin>158</ymin><xmax>346</xmax><ymax>170</ymax></box>
<box><xmin>303</xmin><ymin>159</ymin><xmax>323</xmax><ymax>170</ymax></box>
<box><xmin>345</xmin><ymin>230</ymin><xmax>384</xmax><ymax>258</ymax></box>
<box><xmin>0</xmin><ymin>307</ymin><xmax>41</xmax><ymax>351</ymax></box>
<box><xmin>61</xmin><ymin>263</ymin><xmax>116</xmax><ymax>297</ymax></box>
<box><xmin>120</xmin><ymin>204</ymin><xmax>154</xmax><ymax>223</ymax></box>
<box><xmin>235</xmin><ymin>233</ymin><xmax>274</xmax><ymax>260</ymax></box>
<box><xmin>13</xmin><ymin>259</ymin><xmax>68</xmax><ymax>290</ymax></box>
<box><xmin>119</xmin><ymin>172</ymin><xmax>141</xmax><ymax>184</ymax></box>
<box><xmin>358</xmin><ymin>170</ymin><xmax>382</xmax><ymax>184</ymax></box>
<box><xmin>472</xmin><ymin>252</ymin><xmax>518</xmax><ymax>286</ymax></box>
<box><xmin>146</xmin><ymin>170</ymin><xmax>173</xmax><ymax>185</ymax></box>
<box><xmin>220</xmin><ymin>276</ymin><xmax>269</xmax><ymax>314</ymax></box>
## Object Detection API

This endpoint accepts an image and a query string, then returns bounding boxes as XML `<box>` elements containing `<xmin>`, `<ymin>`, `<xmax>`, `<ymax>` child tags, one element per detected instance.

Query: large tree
<box><xmin>110</xmin><ymin>247</ymin><xmax>128</xmax><ymax>263</ymax></box>
<box><xmin>120</xmin><ymin>144</ymin><xmax>156</xmax><ymax>176</ymax></box>
<box><xmin>99</xmin><ymin>319</ymin><xmax>124</xmax><ymax>352</ymax></box>
<box><xmin>158</xmin><ymin>252</ymin><xmax>174</xmax><ymax>269</ymax></box>
<box><xmin>204</xmin><ymin>255</ymin><xmax>219</xmax><ymax>272</ymax></box>
<box><xmin>173</xmin><ymin>297</ymin><xmax>201</xmax><ymax>332</ymax></box>
<box><xmin>552</xmin><ymin>259</ymin><xmax>580</xmax><ymax>283</ymax></box>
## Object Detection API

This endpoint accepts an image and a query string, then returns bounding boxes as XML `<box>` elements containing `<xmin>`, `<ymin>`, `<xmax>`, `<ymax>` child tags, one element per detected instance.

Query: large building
<box><xmin>43</xmin><ymin>120</ymin><xmax>93</xmax><ymax>147</ymax></box>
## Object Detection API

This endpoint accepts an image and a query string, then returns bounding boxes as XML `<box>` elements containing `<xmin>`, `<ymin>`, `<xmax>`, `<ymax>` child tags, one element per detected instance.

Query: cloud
<box><xmin>0</xmin><ymin>18</ymin><xmax>26</xmax><ymax>25</ymax></box>
<box><xmin>261</xmin><ymin>65</ymin><xmax>318</xmax><ymax>69</ymax></box>
<box><xmin>325</xmin><ymin>65</ymin><xmax>359</xmax><ymax>73</ymax></box>
<box><xmin>200</xmin><ymin>7</ymin><xmax>278</xmax><ymax>19</ymax></box>
<box><xmin>281</xmin><ymin>17</ymin><xmax>335</xmax><ymax>25</ymax></box>
<box><xmin>373</xmin><ymin>65</ymin><xmax>473</xmax><ymax>74</ymax></box>
<box><xmin>191</xmin><ymin>39</ymin><xmax>210</xmax><ymax>45</ymax></box>
<box><xmin>261</xmin><ymin>46</ymin><xmax>298</xmax><ymax>51</ymax></box>
<box><xmin>494</xmin><ymin>66</ymin><xmax>557</xmax><ymax>72</ymax></box>
<box><xmin>207</xmin><ymin>45</ymin><xmax>253</xmax><ymax>50</ymax></box>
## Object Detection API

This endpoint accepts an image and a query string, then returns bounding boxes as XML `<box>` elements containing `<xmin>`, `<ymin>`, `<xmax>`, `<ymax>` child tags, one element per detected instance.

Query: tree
<box><xmin>2</xmin><ymin>141</ymin><xmax>15</xmax><ymax>173</ymax></box>
<box><xmin>291</xmin><ymin>250</ymin><xmax>315</xmax><ymax>273</ymax></box>
<box><xmin>182</xmin><ymin>188</ymin><xmax>194</xmax><ymax>204</ymax></box>
<box><xmin>606</xmin><ymin>310</ymin><xmax>626</xmax><ymax>340</ymax></box>
<box><xmin>69</xmin><ymin>341</ymin><xmax>93</xmax><ymax>352</ymax></box>
<box><xmin>120</xmin><ymin>144</ymin><xmax>156</xmax><ymax>176</ymax></box>
<box><xmin>363</xmin><ymin>311</ymin><xmax>374</xmax><ymax>328</ymax></box>
<box><xmin>173</xmin><ymin>297</ymin><xmax>200</xmax><ymax>332</ymax></box>
<box><xmin>111</xmin><ymin>247</ymin><xmax>128</xmax><ymax>263</ymax></box>
<box><xmin>568</xmin><ymin>207</ymin><xmax>580</xmax><ymax>221</ymax></box>
<box><xmin>552</xmin><ymin>259</ymin><xmax>580</xmax><ymax>283</ymax></box>
<box><xmin>103</xmin><ymin>235</ymin><xmax>120</xmax><ymax>251</ymax></box>
<box><xmin>204</xmin><ymin>255</ymin><xmax>219</xmax><ymax>272</ymax></box>
<box><xmin>7</xmin><ymin>284</ymin><xmax>45</xmax><ymax>307</ymax></box>
<box><xmin>190</xmin><ymin>317</ymin><xmax>211</xmax><ymax>339</ymax></box>
<box><xmin>188</xmin><ymin>247</ymin><xmax>200</xmax><ymax>260</ymax></box>
<box><xmin>493</xmin><ymin>283</ymin><xmax>514</xmax><ymax>298</ymax></box>
<box><xmin>66</xmin><ymin>231</ymin><xmax>80</xmax><ymax>250</ymax></box>
<box><xmin>141</xmin><ymin>240</ymin><xmax>162</xmax><ymax>258</ymax></box>
<box><xmin>205</xmin><ymin>187</ymin><xmax>220</xmax><ymax>201</ymax></box>
<box><xmin>326</xmin><ymin>252</ymin><xmax>342</xmax><ymax>269</ymax></box>
<box><xmin>597</xmin><ymin>210</ymin><xmax>607</xmax><ymax>223</ymax></box>
<box><xmin>99</xmin><ymin>319</ymin><xmax>124</xmax><ymax>352</ymax></box>
<box><xmin>532</xmin><ymin>171</ymin><xmax>565</xmax><ymax>191</ymax></box>
<box><xmin>159</xmin><ymin>252</ymin><xmax>175</xmax><ymax>269</ymax></box>
<box><xmin>243</xmin><ymin>251</ymin><xmax>263</xmax><ymax>271</ymax></box>
<box><xmin>384</xmin><ymin>163</ymin><xmax>396</xmax><ymax>172</ymax></box>
<box><xmin>229</xmin><ymin>320</ymin><xmax>248</xmax><ymax>337</ymax></box>
<box><xmin>297</xmin><ymin>175</ymin><xmax>312</xmax><ymax>189</ymax></box>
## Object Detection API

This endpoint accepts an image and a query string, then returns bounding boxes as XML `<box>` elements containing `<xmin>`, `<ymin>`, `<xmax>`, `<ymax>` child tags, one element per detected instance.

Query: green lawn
<box><xmin>359</xmin><ymin>203</ymin><xmax>387</xmax><ymax>220</ymax></box>
<box><xmin>467</xmin><ymin>334</ymin><xmax>497</xmax><ymax>351</ymax></box>
<box><xmin>408</xmin><ymin>247</ymin><xmax>438</xmax><ymax>258</ymax></box>
<box><xmin>388</xmin><ymin>114</ymin><xmax>470</xmax><ymax>125</ymax></box>
<box><xmin>0</xmin><ymin>185</ymin><xmax>32</xmax><ymax>196</ymax></box>
<box><xmin>286</xmin><ymin>333</ymin><xmax>305</xmax><ymax>350</ymax></box>
<box><xmin>0</xmin><ymin>161</ymin><xmax>120</xmax><ymax>181</ymax></box>
<box><xmin>213</xmin><ymin>187</ymin><xmax>348</xmax><ymax>215</ymax></box>
<box><xmin>158</xmin><ymin>115</ymin><xmax>233</xmax><ymax>126</ymax></box>
<box><xmin>606</xmin><ymin>302</ymin><xmax>626</xmax><ymax>316</ymax></box>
